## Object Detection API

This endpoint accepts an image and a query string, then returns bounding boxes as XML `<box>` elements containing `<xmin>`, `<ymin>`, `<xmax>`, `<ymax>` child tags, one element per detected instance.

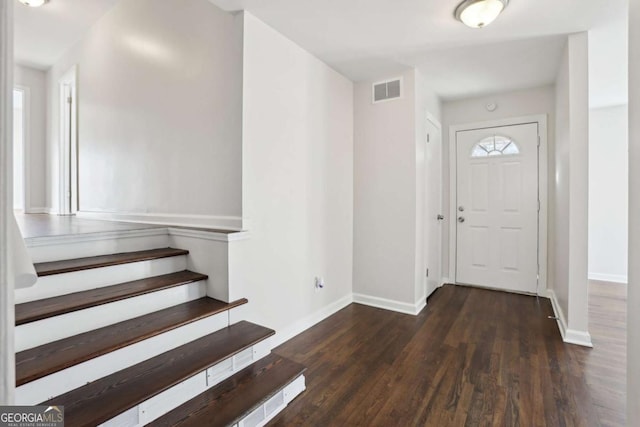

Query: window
<box><xmin>471</xmin><ymin>135</ymin><xmax>520</xmax><ymax>157</ymax></box>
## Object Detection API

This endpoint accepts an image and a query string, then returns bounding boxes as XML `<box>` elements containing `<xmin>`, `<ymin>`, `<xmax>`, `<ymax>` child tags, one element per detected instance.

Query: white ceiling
<box><xmin>14</xmin><ymin>0</ymin><xmax>120</xmax><ymax>69</ymax></box>
<box><xmin>411</xmin><ymin>35</ymin><xmax>568</xmax><ymax>101</ymax></box>
<box><xmin>13</xmin><ymin>0</ymin><xmax>628</xmax><ymax>105</ymax></box>
<box><xmin>211</xmin><ymin>0</ymin><xmax>628</xmax><ymax>102</ymax></box>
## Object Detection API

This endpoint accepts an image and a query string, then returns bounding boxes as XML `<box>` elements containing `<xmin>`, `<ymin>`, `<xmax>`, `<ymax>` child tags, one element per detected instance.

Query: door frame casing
<box><xmin>448</xmin><ymin>114</ymin><xmax>548</xmax><ymax>295</ymax></box>
<box><xmin>58</xmin><ymin>65</ymin><xmax>78</xmax><ymax>215</ymax></box>
<box><xmin>425</xmin><ymin>112</ymin><xmax>443</xmax><ymax>294</ymax></box>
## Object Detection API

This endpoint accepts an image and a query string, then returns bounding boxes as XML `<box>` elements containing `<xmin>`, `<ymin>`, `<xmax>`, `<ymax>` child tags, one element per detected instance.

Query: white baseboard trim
<box><xmin>546</xmin><ymin>289</ymin><xmax>593</xmax><ymax>347</ymax></box>
<box><xmin>588</xmin><ymin>272</ymin><xmax>628</xmax><ymax>284</ymax></box>
<box><xmin>352</xmin><ymin>293</ymin><xmax>426</xmax><ymax>316</ymax></box>
<box><xmin>24</xmin><ymin>207</ymin><xmax>49</xmax><ymax>214</ymax></box>
<box><xmin>563</xmin><ymin>329</ymin><xmax>593</xmax><ymax>347</ymax></box>
<box><xmin>76</xmin><ymin>210</ymin><xmax>243</xmax><ymax>231</ymax></box>
<box><xmin>272</xmin><ymin>294</ymin><xmax>353</xmax><ymax>348</ymax></box>
<box><xmin>441</xmin><ymin>277</ymin><xmax>451</xmax><ymax>286</ymax></box>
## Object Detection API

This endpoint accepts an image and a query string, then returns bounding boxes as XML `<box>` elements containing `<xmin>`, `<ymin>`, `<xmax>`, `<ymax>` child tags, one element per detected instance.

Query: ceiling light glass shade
<box><xmin>455</xmin><ymin>0</ymin><xmax>509</xmax><ymax>28</ymax></box>
<box><xmin>18</xmin><ymin>0</ymin><xmax>49</xmax><ymax>7</ymax></box>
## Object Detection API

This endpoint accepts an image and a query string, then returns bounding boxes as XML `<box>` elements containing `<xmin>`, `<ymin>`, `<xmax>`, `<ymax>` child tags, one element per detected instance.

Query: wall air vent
<box><xmin>372</xmin><ymin>78</ymin><xmax>402</xmax><ymax>103</ymax></box>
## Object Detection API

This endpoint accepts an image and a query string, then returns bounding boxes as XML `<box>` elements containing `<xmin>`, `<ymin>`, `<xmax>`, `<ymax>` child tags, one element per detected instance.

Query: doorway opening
<box><xmin>13</xmin><ymin>87</ymin><xmax>27</xmax><ymax>211</ymax></box>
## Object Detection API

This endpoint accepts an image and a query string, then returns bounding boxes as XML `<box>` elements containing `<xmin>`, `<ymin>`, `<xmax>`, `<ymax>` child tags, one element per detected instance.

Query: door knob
<box><xmin>458</xmin><ymin>206</ymin><xmax>465</xmax><ymax>212</ymax></box>
<box><xmin>458</xmin><ymin>216</ymin><xmax>465</xmax><ymax>223</ymax></box>
<box><xmin>437</xmin><ymin>215</ymin><xmax>444</xmax><ymax>221</ymax></box>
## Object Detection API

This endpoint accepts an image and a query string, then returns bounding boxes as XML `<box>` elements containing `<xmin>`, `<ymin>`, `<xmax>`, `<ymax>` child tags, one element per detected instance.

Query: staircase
<box><xmin>15</xmin><ymin>243</ymin><xmax>305</xmax><ymax>426</ymax></box>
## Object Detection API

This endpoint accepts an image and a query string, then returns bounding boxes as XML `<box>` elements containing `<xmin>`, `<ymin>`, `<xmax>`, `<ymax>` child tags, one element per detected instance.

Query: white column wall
<box><xmin>627</xmin><ymin>0</ymin><xmax>640</xmax><ymax>423</ymax></box>
<box><xmin>552</xmin><ymin>33</ymin><xmax>591</xmax><ymax>345</ymax></box>
<box><xmin>0</xmin><ymin>0</ymin><xmax>15</xmax><ymax>405</ymax></box>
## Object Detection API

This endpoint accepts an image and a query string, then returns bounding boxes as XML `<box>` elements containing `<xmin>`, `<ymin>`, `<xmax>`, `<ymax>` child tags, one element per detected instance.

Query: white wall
<box><xmin>588</xmin><ymin>6</ymin><xmax>628</xmax><ymax>109</ymax></box>
<box><xmin>589</xmin><ymin>105</ymin><xmax>628</xmax><ymax>283</ymax></box>
<box><xmin>554</xmin><ymin>46</ymin><xmax>571</xmax><ymax>321</ymax></box>
<box><xmin>441</xmin><ymin>86</ymin><xmax>556</xmax><ymax>282</ymax></box>
<box><xmin>45</xmin><ymin>0</ymin><xmax>243</xmax><ymax>226</ymax></box>
<box><xmin>230</xmin><ymin>12</ymin><xmax>354</xmax><ymax>345</ymax></box>
<box><xmin>627</xmin><ymin>0</ymin><xmax>640</xmax><ymax>423</ymax></box>
<box><xmin>353</xmin><ymin>68</ymin><xmax>441</xmax><ymax>313</ymax></box>
<box><xmin>552</xmin><ymin>33</ymin><xmax>591</xmax><ymax>345</ymax></box>
<box><xmin>353</xmin><ymin>69</ymin><xmax>417</xmax><ymax>308</ymax></box>
<box><xmin>14</xmin><ymin>65</ymin><xmax>46</xmax><ymax>212</ymax></box>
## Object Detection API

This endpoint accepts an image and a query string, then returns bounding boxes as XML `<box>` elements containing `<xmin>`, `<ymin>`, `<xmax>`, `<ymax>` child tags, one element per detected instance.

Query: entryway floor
<box><xmin>270</xmin><ymin>283</ymin><xmax>626</xmax><ymax>426</ymax></box>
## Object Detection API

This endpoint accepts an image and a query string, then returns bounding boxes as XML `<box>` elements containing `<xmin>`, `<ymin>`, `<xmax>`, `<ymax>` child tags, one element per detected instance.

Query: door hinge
<box><xmin>427</xmin><ymin>133</ymin><xmax>430</xmax><ymax>143</ymax></box>
<box><xmin>538</xmin><ymin>199</ymin><xmax>541</xmax><ymax>212</ymax></box>
<box><xmin>426</xmin><ymin>268</ymin><xmax>429</xmax><ymax>277</ymax></box>
<box><xmin>537</xmin><ymin>135</ymin><xmax>541</xmax><ymax>147</ymax></box>
<box><xmin>67</xmin><ymin>96</ymin><xmax>72</xmax><ymax>104</ymax></box>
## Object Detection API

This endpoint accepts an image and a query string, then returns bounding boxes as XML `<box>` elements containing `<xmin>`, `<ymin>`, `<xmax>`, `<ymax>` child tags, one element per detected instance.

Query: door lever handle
<box><xmin>437</xmin><ymin>215</ymin><xmax>444</xmax><ymax>221</ymax></box>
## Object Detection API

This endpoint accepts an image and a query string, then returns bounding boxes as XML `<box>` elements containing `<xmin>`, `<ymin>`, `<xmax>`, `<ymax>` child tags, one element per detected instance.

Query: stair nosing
<box><xmin>34</xmin><ymin>247</ymin><xmax>189</xmax><ymax>277</ymax></box>
<box><xmin>15</xmin><ymin>270</ymin><xmax>208</xmax><ymax>326</ymax></box>
<box><xmin>42</xmin><ymin>321</ymin><xmax>275</xmax><ymax>427</ymax></box>
<box><xmin>16</xmin><ymin>297</ymin><xmax>248</xmax><ymax>386</ymax></box>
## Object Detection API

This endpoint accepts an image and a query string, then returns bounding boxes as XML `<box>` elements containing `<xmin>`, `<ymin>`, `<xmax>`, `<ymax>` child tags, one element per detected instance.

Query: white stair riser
<box><xmin>16</xmin><ymin>256</ymin><xmax>188</xmax><ymax>303</ymax></box>
<box><xmin>26</xmin><ymin>230</ymin><xmax>171</xmax><ymax>263</ymax></box>
<box><xmin>16</xmin><ymin>311</ymin><xmax>230</xmax><ymax>405</ymax></box>
<box><xmin>238</xmin><ymin>375</ymin><xmax>306</xmax><ymax>427</ymax></box>
<box><xmin>100</xmin><ymin>339</ymin><xmax>272</xmax><ymax>427</ymax></box>
<box><xmin>16</xmin><ymin>281</ymin><xmax>206</xmax><ymax>351</ymax></box>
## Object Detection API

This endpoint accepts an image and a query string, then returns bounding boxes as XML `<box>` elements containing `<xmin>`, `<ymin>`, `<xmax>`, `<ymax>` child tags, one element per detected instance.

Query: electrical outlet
<box><xmin>315</xmin><ymin>277</ymin><xmax>325</xmax><ymax>292</ymax></box>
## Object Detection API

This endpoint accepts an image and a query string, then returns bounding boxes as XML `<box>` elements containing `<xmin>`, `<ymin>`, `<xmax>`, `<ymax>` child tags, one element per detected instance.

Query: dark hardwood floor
<box><xmin>269</xmin><ymin>284</ymin><xmax>626</xmax><ymax>426</ymax></box>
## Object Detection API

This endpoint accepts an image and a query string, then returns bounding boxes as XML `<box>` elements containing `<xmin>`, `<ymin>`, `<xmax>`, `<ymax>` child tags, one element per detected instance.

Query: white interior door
<box><xmin>425</xmin><ymin>119</ymin><xmax>443</xmax><ymax>297</ymax></box>
<box><xmin>455</xmin><ymin>122</ymin><xmax>539</xmax><ymax>294</ymax></box>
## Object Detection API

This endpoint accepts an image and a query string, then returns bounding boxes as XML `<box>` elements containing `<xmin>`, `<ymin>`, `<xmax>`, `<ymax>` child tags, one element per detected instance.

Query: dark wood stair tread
<box><xmin>16</xmin><ymin>270</ymin><xmax>208</xmax><ymax>325</ymax></box>
<box><xmin>42</xmin><ymin>321</ymin><xmax>275</xmax><ymax>427</ymax></box>
<box><xmin>16</xmin><ymin>297</ymin><xmax>248</xmax><ymax>386</ymax></box>
<box><xmin>149</xmin><ymin>353</ymin><xmax>306</xmax><ymax>427</ymax></box>
<box><xmin>35</xmin><ymin>247</ymin><xmax>189</xmax><ymax>277</ymax></box>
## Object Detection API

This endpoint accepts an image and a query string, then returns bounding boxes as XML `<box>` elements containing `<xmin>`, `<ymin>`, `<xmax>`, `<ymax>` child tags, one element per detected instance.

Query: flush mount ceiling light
<box><xmin>455</xmin><ymin>0</ymin><xmax>509</xmax><ymax>28</ymax></box>
<box><xmin>18</xmin><ymin>0</ymin><xmax>49</xmax><ymax>7</ymax></box>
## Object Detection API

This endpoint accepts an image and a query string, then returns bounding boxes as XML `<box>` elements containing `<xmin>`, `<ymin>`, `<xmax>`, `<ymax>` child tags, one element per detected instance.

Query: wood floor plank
<box><xmin>16</xmin><ymin>297</ymin><xmax>247</xmax><ymax>386</ymax></box>
<box><xmin>148</xmin><ymin>354</ymin><xmax>306</xmax><ymax>427</ymax></box>
<box><xmin>34</xmin><ymin>247</ymin><xmax>188</xmax><ymax>276</ymax></box>
<box><xmin>41</xmin><ymin>321</ymin><xmax>274</xmax><ymax>427</ymax></box>
<box><xmin>268</xmin><ymin>284</ymin><xmax>626</xmax><ymax>426</ymax></box>
<box><xmin>15</xmin><ymin>270</ymin><xmax>207</xmax><ymax>325</ymax></box>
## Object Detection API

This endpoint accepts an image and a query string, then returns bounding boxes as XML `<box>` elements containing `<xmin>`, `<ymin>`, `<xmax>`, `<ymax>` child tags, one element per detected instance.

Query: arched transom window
<box><xmin>471</xmin><ymin>135</ymin><xmax>520</xmax><ymax>157</ymax></box>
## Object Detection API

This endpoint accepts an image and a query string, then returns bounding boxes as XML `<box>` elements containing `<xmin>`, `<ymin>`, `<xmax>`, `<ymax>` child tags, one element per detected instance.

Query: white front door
<box><xmin>455</xmin><ymin>122</ymin><xmax>539</xmax><ymax>294</ymax></box>
<box><xmin>425</xmin><ymin>120</ymin><xmax>443</xmax><ymax>297</ymax></box>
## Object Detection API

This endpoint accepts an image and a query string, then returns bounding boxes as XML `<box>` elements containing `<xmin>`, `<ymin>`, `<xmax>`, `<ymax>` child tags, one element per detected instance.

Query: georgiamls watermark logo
<box><xmin>0</xmin><ymin>406</ymin><xmax>64</xmax><ymax>427</ymax></box>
